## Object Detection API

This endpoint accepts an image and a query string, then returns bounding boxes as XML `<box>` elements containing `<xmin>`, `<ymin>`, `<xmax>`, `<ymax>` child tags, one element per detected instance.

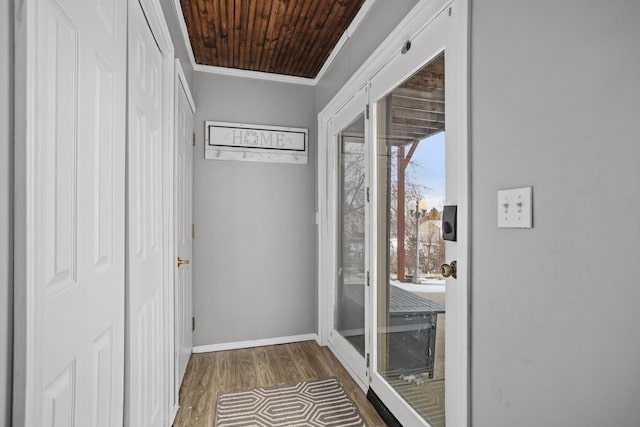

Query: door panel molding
<box><xmin>13</xmin><ymin>0</ymin><xmax>127</xmax><ymax>424</ymax></box>
<box><xmin>126</xmin><ymin>0</ymin><xmax>175</xmax><ymax>425</ymax></box>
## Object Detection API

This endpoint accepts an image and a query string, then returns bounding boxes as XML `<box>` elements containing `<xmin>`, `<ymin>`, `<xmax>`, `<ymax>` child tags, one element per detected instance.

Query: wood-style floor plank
<box><xmin>173</xmin><ymin>341</ymin><xmax>386</xmax><ymax>426</ymax></box>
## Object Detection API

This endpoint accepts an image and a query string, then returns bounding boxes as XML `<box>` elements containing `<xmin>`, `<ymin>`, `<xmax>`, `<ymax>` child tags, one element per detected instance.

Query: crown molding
<box><xmin>313</xmin><ymin>0</ymin><xmax>376</xmax><ymax>83</ymax></box>
<box><xmin>171</xmin><ymin>0</ymin><xmax>376</xmax><ymax>86</ymax></box>
<box><xmin>172</xmin><ymin>0</ymin><xmax>197</xmax><ymax>66</ymax></box>
<box><xmin>192</xmin><ymin>63</ymin><xmax>317</xmax><ymax>85</ymax></box>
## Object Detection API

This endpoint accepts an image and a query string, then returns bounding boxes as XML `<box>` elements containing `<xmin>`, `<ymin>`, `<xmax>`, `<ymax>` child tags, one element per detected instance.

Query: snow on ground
<box><xmin>391</xmin><ymin>278</ymin><xmax>445</xmax><ymax>293</ymax></box>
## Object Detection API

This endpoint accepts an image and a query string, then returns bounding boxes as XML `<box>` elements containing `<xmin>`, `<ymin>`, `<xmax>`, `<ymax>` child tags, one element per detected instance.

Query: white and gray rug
<box><xmin>215</xmin><ymin>377</ymin><xmax>367</xmax><ymax>426</ymax></box>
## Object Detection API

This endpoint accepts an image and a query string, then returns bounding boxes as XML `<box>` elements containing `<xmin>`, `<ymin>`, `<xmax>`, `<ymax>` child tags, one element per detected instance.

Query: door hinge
<box><xmin>192</xmin><ymin>317</ymin><xmax>195</xmax><ymax>331</ymax></box>
<box><xmin>192</xmin><ymin>224</ymin><xmax>196</xmax><ymax>239</ymax></box>
<box><xmin>365</xmin><ymin>104</ymin><xmax>370</xmax><ymax>120</ymax></box>
<box><xmin>366</xmin><ymin>353</ymin><xmax>370</xmax><ymax>368</ymax></box>
<box><xmin>366</xmin><ymin>187</ymin><xmax>370</xmax><ymax>203</ymax></box>
<box><xmin>192</xmin><ymin>132</ymin><xmax>196</xmax><ymax>146</ymax></box>
<box><xmin>366</xmin><ymin>271</ymin><xmax>370</xmax><ymax>287</ymax></box>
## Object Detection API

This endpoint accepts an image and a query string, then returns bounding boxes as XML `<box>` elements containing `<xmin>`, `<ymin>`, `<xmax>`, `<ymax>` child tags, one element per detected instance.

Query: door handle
<box><xmin>440</xmin><ymin>260</ymin><xmax>457</xmax><ymax>279</ymax></box>
<box><xmin>177</xmin><ymin>257</ymin><xmax>190</xmax><ymax>267</ymax></box>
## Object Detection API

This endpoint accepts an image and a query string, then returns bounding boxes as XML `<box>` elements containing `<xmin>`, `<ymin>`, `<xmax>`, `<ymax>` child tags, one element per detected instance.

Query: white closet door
<box><xmin>174</xmin><ymin>64</ymin><xmax>195</xmax><ymax>409</ymax></box>
<box><xmin>22</xmin><ymin>0</ymin><xmax>127</xmax><ymax>424</ymax></box>
<box><xmin>127</xmin><ymin>1</ymin><xmax>165</xmax><ymax>426</ymax></box>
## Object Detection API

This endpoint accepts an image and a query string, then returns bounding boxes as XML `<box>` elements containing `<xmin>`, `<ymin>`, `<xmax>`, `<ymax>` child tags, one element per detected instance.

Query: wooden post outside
<box><xmin>396</xmin><ymin>146</ymin><xmax>406</xmax><ymax>282</ymax></box>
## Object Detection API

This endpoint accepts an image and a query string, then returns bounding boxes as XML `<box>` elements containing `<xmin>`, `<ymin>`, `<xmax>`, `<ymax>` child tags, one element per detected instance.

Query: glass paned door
<box><xmin>336</xmin><ymin>114</ymin><xmax>367</xmax><ymax>357</ymax></box>
<box><xmin>327</xmin><ymin>85</ymin><xmax>370</xmax><ymax>385</ymax></box>
<box><xmin>376</xmin><ymin>52</ymin><xmax>448</xmax><ymax>427</ymax></box>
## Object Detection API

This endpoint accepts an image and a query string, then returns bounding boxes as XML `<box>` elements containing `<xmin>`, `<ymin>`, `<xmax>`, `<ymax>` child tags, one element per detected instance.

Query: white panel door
<box><xmin>127</xmin><ymin>1</ymin><xmax>165</xmax><ymax>426</ymax></box>
<box><xmin>173</xmin><ymin>65</ymin><xmax>194</xmax><ymax>408</ymax></box>
<box><xmin>26</xmin><ymin>0</ymin><xmax>127</xmax><ymax>424</ymax></box>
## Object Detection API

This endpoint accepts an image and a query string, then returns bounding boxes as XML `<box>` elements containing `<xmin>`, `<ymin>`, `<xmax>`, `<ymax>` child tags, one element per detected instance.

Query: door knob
<box><xmin>177</xmin><ymin>257</ymin><xmax>190</xmax><ymax>267</ymax></box>
<box><xmin>440</xmin><ymin>260</ymin><xmax>457</xmax><ymax>279</ymax></box>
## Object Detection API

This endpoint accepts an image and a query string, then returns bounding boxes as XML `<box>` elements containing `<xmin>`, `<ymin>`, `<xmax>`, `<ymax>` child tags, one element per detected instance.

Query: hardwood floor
<box><xmin>173</xmin><ymin>341</ymin><xmax>386</xmax><ymax>426</ymax></box>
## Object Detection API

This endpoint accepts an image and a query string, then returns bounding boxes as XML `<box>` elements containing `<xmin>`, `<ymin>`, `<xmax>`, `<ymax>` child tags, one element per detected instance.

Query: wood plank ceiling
<box><xmin>180</xmin><ymin>0</ymin><xmax>366</xmax><ymax>78</ymax></box>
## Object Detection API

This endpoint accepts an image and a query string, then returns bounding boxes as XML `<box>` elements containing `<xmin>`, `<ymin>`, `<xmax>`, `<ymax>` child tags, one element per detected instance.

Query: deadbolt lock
<box><xmin>440</xmin><ymin>260</ymin><xmax>457</xmax><ymax>279</ymax></box>
<box><xmin>177</xmin><ymin>257</ymin><xmax>190</xmax><ymax>267</ymax></box>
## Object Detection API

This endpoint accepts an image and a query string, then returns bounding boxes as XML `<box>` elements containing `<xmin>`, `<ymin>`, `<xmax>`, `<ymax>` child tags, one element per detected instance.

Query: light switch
<box><xmin>497</xmin><ymin>186</ymin><xmax>533</xmax><ymax>228</ymax></box>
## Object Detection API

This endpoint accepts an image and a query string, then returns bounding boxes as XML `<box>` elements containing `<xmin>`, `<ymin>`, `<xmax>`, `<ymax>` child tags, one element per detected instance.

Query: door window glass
<box><xmin>376</xmin><ymin>52</ymin><xmax>447</xmax><ymax>426</ymax></box>
<box><xmin>336</xmin><ymin>114</ymin><xmax>367</xmax><ymax>356</ymax></box>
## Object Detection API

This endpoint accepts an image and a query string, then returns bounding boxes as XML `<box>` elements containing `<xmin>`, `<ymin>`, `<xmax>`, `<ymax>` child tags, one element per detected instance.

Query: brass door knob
<box><xmin>177</xmin><ymin>257</ymin><xmax>190</xmax><ymax>267</ymax></box>
<box><xmin>440</xmin><ymin>260</ymin><xmax>457</xmax><ymax>279</ymax></box>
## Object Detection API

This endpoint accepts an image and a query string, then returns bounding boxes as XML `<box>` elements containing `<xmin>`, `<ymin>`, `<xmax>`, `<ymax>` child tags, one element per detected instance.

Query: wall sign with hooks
<box><xmin>204</xmin><ymin>121</ymin><xmax>308</xmax><ymax>164</ymax></box>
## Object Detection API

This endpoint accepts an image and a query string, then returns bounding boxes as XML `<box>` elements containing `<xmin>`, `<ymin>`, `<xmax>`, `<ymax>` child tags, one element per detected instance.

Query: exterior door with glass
<box><xmin>327</xmin><ymin>87</ymin><xmax>371</xmax><ymax>387</ymax></box>
<box><xmin>369</xmin><ymin>2</ymin><xmax>468</xmax><ymax>426</ymax></box>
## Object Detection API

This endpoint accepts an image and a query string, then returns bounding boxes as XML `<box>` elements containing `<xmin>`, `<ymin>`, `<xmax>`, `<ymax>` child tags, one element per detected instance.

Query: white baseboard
<box><xmin>192</xmin><ymin>333</ymin><xmax>319</xmax><ymax>354</ymax></box>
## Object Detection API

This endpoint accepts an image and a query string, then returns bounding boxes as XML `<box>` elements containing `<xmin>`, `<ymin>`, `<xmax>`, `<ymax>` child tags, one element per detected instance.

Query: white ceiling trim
<box><xmin>171</xmin><ymin>0</ymin><xmax>376</xmax><ymax>86</ymax></box>
<box><xmin>312</xmin><ymin>0</ymin><xmax>375</xmax><ymax>83</ymax></box>
<box><xmin>172</xmin><ymin>0</ymin><xmax>197</xmax><ymax>66</ymax></box>
<box><xmin>192</xmin><ymin>63</ymin><xmax>317</xmax><ymax>85</ymax></box>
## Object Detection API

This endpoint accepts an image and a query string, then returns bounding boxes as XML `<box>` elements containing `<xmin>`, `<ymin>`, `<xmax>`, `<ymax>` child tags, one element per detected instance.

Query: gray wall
<box><xmin>314</xmin><ymin>0</ymin><xmax>419</xmax><ymax>113</ymax></box>
<box><xmin>1</xmin><ymin>0</ymin><xmax>13</xmax><ymax>425</ymax></box>
<box><xmin>192</xmin><ymin>73</ymin><xmax>317</xmax><ymax>345</ymax></box>
<box><xmin>471</xmin><ymin>1</ymin><xmax>640</xmax><ymax>426</ymax></box>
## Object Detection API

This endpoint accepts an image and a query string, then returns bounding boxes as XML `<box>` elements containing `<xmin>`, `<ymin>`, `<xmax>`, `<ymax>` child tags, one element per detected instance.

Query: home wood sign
<box><xmin>205</xmin><ymin>121</ymin><xmax>308</xmax><ymax>164</ymax></box>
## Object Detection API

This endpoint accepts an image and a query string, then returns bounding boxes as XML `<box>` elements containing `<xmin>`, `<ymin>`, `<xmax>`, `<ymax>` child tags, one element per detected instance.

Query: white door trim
<box><xmin>175</xmin><ymin>59</ymin><xmax>196</xmax><ymax>114</ymax></box>
<box><xmin>317</xmin><ymin>0</ymin><xmax>469</xmax><ymax>425</ymax></box>
<box><xmin>325</xmin><ymin>85</ymin><xmax>370</xmax><ymax>389</ymax></box>
<box><xmin>172</xmin><ymin>57</ymin><xmax>195</xmax><ymax>421</ymax></box>
<box><xmin>446</xmin><ymin>3</ymin><xmax>470</xmax><ymax>427</ymax></box>
<box><xmin>317</xmin><ymin>0</ymin><xmax>454</xmax><ymax>121</ymax></box>
<box><xmin>127</xmin><ymin>1</ymin><xmax>175</xmax><ymax>426</ymax></box>
<box><xmin>318</xmin><ymin>0</ymin><xmax>457</xmax><ymax>346</ymax></box>
<box><xmin>13</xmin><ymin>1</ymin><xmax>40</xmax><ymax>423</ymax></box>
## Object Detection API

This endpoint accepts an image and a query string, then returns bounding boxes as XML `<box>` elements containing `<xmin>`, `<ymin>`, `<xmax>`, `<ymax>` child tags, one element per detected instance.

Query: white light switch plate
<box><xmin>497</xmin><ymin>186</ymin><xmax>533</xmax><ymax>228</ymax></box>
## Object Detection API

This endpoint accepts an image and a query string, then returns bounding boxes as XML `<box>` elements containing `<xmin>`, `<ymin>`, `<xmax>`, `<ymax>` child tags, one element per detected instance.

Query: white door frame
<box><xmin>368</xmin><ymin>3</ymin><xmax>467</xmax><ymax>425</ymax></box>
<box><xmin>172</xmin><ymin>57</ymin><xmax>195</xmax><ymax>419</ymax></box>
<box><xmin>325</xmin><ymin>85</ymin><xmax>370</xmax><ymax>390</ymax></box>
<box><xmin>126</xmin><ymin>0</ymin><xmax>175</xmax><ymax>425</ymax></box>
<box><xmin>317</xmin><ymin>0</ymin><xmax>469</xmax><ymax>425</ymax></box>
<box><xmin>13</xmin><ymin>1</ymin><xmax>42</xmax><ymax>422</ymax></box>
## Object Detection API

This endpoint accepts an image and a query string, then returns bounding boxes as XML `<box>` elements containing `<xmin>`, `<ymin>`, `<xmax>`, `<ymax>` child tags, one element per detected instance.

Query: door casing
<box><xmin>317</xmin><ymin>0</ymin><xmax>469</xmax><ymax>425</ymax></box>
<box><xmin>326</xmin><ymin>86</ymin><xmax>371</xmax><ymax>389</ymax></box>
<box><xmin>172</xmin><ymin>58</ymin><xmax>195</xmax><ymax>417</ymax></box>
<box><xmin>368</xmin><ymin>3</ymin><xmax>468</xmax><ymax>425</ymax></box>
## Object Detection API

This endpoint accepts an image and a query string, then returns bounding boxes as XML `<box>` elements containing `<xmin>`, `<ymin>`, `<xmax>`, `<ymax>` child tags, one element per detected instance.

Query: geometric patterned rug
<box><xmin>215</xmin><ymin>377</ymin><xmax>367</xmax><ymax>426</ymax></box>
